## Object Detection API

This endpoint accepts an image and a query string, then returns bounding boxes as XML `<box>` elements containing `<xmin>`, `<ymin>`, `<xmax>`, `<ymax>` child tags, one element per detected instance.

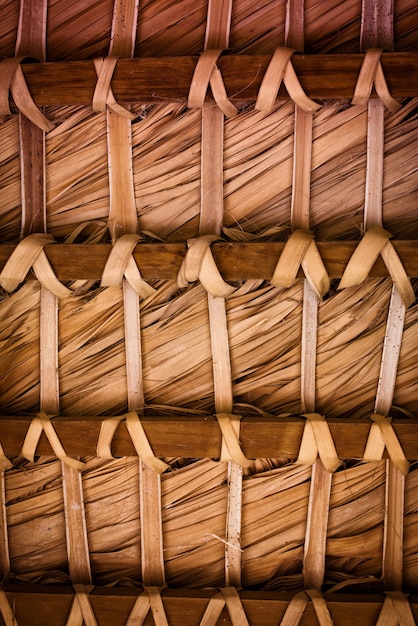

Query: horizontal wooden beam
<box><xmin>2</xmin><ymin>586</ymin><xmax>418</xmax><ymax>626</ymax></box>
<box><xmin>1</xmin><ymin>415</ymin><xmax>417</xmax><ymax>460</ymax></box>
<box><xmin>15</xmin><ymin>53</ymin><xmax>418</xmax><ymax>106</ymax></box>
<box><xmin>0</xmin><ymin>241</ymin><xmax>417</xmax><ymax>282</ymax></box>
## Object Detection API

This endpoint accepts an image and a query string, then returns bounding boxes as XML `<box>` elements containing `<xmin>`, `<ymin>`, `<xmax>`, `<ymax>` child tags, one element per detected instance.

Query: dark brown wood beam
<box><xmin>14</xmin><ymin>53</ymin><xmax>418</xmax><ymax>106</ymax></box>
<box><xmin>2</xmin><ymin>586</ymin><xmax>418</xmax><ymax>626</ymax></box>
<box><xmin>1</xmin><ymin>415</ymin><xmax>417</xmax><ymax>460</ymax></box>
<box><xmin>0</xmin><ymin>241</ymin><xmax>417</xmax><ymax>281</ymax></box>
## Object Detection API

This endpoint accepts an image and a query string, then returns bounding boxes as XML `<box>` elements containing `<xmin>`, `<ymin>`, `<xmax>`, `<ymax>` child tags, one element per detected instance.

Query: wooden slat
<box><xmin>303</xmin><ymin>460</ymin><xmax>332</xmax><ymax>590</ymax></box>
<box><xmin>15</xmin><ymin>53</ymin><xmax>418</xmax><ymax>105</ymax></box>
<box><xmin>361</xmin><ymin>0</ymin><xmax>394</xmax><ymax>51</ymax></box>
<box><xmin>140</xmin><ymin>462</ymin><xmax>165</xmax><ymax>587</ymax></box>
<box><xmin>0</xmin><ymin>472</ymin><xmax>9</xmax><ymax>580</ymax></box>
<box><xmin>200</xmin><ymin>0</ymin><xmax>241</xmax><ymax>589</ymax></box>
<box><xmin>62</xmin><ymin>464</ymin><xmax>92</xmax><ymax>585</ymax></box>
<box><xmin>0</xmin><ymin>241</ymin><xmax>417</xmax><ymax>281</ymax></box>
<box><xmin>18</xmin><ymin>117</ymin><xmax>46</xmax><ymax>237</ymax></box>
<box><xmin>0</xmin><ymin>416</ymin><xmax>417</xmax><ymax>460</ymax></box>
<box><xmin>2</xmin><ymin>586</ymin><xmax>418</xmax><ymax>626</ymax></box>
<box><xmin>15</xmin><ymin>0</ymin><xmax>47</xmax><ymax>238</ymax></box>
<box><xmin>361</xmin><ymin>0</ymin><xmax>406</xmax><ymax>593</ymax></box>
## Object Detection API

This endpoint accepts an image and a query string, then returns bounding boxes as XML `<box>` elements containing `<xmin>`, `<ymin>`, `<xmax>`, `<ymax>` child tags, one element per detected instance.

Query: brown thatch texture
<box><xmin>1</xmin><ymin>0</ymin><xmax>416</xmax><ymax>62</ymax></box>
<box><xmin>5</xmin><ymin>456</ymin><xmax>418</xmax><ymax>591</ymax></box>
<box><xmin>0</xmin><ymin>277</ymin><xmax>417</xmax><ymax>418</ymax></box>
<box><xmin>2</xmin><ymin>97</ymin><xmax>417</xmax><ymax>244</ymax></box>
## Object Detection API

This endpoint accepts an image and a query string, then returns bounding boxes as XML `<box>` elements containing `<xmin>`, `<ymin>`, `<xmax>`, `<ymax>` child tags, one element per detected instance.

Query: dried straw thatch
<box><xmin>0</xmin><ymin>0</ymin><xmax>417</xmax><ymax>624</ymax></box>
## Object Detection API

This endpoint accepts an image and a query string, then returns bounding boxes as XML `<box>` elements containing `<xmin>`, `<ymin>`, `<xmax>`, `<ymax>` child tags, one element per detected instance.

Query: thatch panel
<box><xmin>46</xmin><ymin>106</ymin><xmax>109</xmax><ymax>241</ymax></box>
<box><xmin>394</xmin><ymin>0</ymin><xmax>418</xmax><ymax>51</ymax></box>
<box><xmin>0</xmin><ymin>117</ymin><xmax>21</xmax><ymax>243</ymax></box>
<box><xmin>136</xmin><ymin>0</ymin><xmax>208</xmax><ymax>57</ymax></box>
<box><xmin>0</xmin><ymin>276</ymin><xmax>416</xmax><ymax>418</ymax></box>
<box><xmin>229</xmin><ymin>0</ymin><xmax>286</xmax><ymax>55</ymax></box>
<box><xmin>4</xmin><ymin>457</ymin><xmax>418</xmax><ymax>591</ymax></box>
<box><xmin>305</xmin><ymin>0</ymin><xmax>361</xmax><ymax>54</ymax></box>
<box><xmin>0</xmin><ymin>284</ymin><xmax>40</xmax><ymax>414</ymax></box>
<box><xmin>0</xmin><ymin>0</ymin><xmax>18</xmax><ymax>59</ymax></box>
<box><xmin>1</xmin><ymin>96</ymin><xmax>416</xmax><ymax>245</ymax></box>
<box><xmin>6</xmin><ymin>458</ymin><xmax>67</xmax><ymax>578</ymax></box>
<box><xmin>46</xmin><ymin>0</ymin><xmax>114</xmax><ymax>61</ymax></box>
<box><xmin>134</xmin><ymin>104</ymin><xmax>202</xmax><ymax>241</ymax></box>
<box><xmin>58</xmin><ymin>286</ymin><xmax>127</xmax><ymax>416</ymax></box>
<box><xmin>83</xmin><ymin>457</ymin><xmax>141</xmax><ymax>584</ymax></box>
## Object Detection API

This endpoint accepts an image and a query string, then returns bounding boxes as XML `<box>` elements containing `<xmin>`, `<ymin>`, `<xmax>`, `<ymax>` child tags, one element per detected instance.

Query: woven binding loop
<box><xmin>199</xmin><ymin>587</ymin><xmax>250</xmax><ymax>626</ymax></box>
<box><xmin>271</xmin><ymin>230</ymin><xmax>330</xmax><ymax>299</ymax></box>
<box><xmin>280</xmin><ymin>589</ymin><xmax>334</xmax><ymax>626</ymax></box>
<box><xmin>66</xmin><ymin>585</ymin><xmax>97</xmax><ymax>626</ymax></box>
<box><xmin>255</xmin><ymin>47</ymin><xmax>320</xmax><ymax>115</ymax></box>
<box><xmin>0</xmin><ymin>442</ymin><xmax>12</xmax><ymax>472</ymax></box>
<box><xmin>0</xmin><ymin>589</ymin><xmax>17</xmax><ymax>626</ymax></box>
<box><xmin>97</xmin><ymin>411</ymin><xmax>169</xmax><ymax>473</ymax></box>
<box><xmin>352</xmin><ymin>49</ymin><xmax>401</xmax><ymax>113</ymax></box>
<box><xmin>364</xmin><ymin>413</ymin><xmax>410</xmax><ymax>476</ymax></box>
<box><xmin>177</xmin><ymin>235</ymin><xmax>236</xmax><ymax>297</ymax></box>
<box><xmin>0</xmin><ymin>233</ymin><xmax>72</xmax><ymax>298</ymax></box>
<box><xmin>297</xmin><ymin>413</ymin><xmax>341</xmax><ymax>474</ymax></box>
<box><xmin>376</xmin><ymin>592</ymin><xmax>416</xmax><ymax>626</ymax></box>
<box><xmin>216</xmin><ymin>414</ymin><xmax>252</xmax><ymax>467</ymax></box>
<box><xmin>338</xmin><ymin>226</ymin><xmax>415</xmax><ymax>308</ymax></box>
<box><xmin>188</xmin><ymin>49</ymin><xmax>238</xmax><ymax>118</ymax></box>
<box><xmin>21</xmin><ymin>412</ymin><xmax>84</xmax><ymax>471</ymax></box>
<box><xmin>0</xmin><ymin>57</ymin><xmax>54</xmax><ymax>131</ymax></box>
<box><xmin>101</xmin><ymin>233</ymin><xmax>156</xmax><ymax>298</ymax></box>
<box><xmin>126</xmin><ymin>586</ymin><xmax>169</xmax><ymax>626</ymax></box>
<box><xmin>92</xmin><ymin>57</ymin><xmax>136</xmax><ymax>120</ymax></box>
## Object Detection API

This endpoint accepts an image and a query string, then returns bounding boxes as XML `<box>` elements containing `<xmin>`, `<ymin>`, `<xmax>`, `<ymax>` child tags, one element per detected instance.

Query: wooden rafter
<box><xmin>0</xmin><ymin>241</ymin><xmax>417</xmax><ymax>281</ymax></box>
<box><xmin>8</xmin><ymin>53</ymin><xmax>418</xmax><ymax>106</ymax></box>
<box><xmin>1</xmin><ymin>586</ymin><xmax>418</xmax><ymax>626</ymax></box>
<box><xmin>1</xmin><ymin>415</ymin><xmax>417</xmax><ymax>460</ymax></box>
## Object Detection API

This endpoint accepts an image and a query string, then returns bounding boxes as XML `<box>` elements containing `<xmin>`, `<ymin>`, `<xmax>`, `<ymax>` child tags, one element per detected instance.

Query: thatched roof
<box><xmin>0</xmin><ymin>0</ymin><xmax>417</xmax><ymax>624</ymax></box>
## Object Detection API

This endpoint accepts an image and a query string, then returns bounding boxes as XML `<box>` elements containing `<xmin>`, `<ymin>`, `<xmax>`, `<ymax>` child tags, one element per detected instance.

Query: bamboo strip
<box><xmin>16</xmin><ymin>0</ymin><xmax>91</xmax><ymax>593</ymax></box>
<box><xmin>62</xmin><ymin>465</ymin><xmax>92</xmax><ymax>585</ymax></box>
<box><xmin>364</xmin><ymin>99</ymin><xmax>384</xmax><ymax>230</ymax></box>
<box><xmin>286</xmin><ymin>8</ymin><xmax>331</xmax><ymax>592</ymax></box>
<box><xmin>198</xmin><ymin>593</ymin><xmax>225</xmax><ymax>626</ymax></box>
<box><xmin>376</xmin><ymin>592</ymin><xmax>416</xmax><ymax>626</ymax></box>
<box><xmin>361</xmin><ymin>1</ymin><xmax>406</xmax><ymax>595</ymax></box>
<box><xmin>40</xmin><ymin>285</ymin><xmax>91</xmax><ymax>586</ymax></box>
<box><xmin>199</xmin><ymin>0</ymin><xmax>243</xmax><ymax>591</ymax></box>
<box><xmin>361</xmin><ymin>0</ymin><xmax>394</xmax><ymax>50</ymax></box>
<box><xmin>105</xmin><ymin>0</ymin><xmax>138</xmax><ymax>241</ymax></box>
<box><xmin>15</xmin><ymin>0</ymin><xmax>47</xmax><ymax>236</ymax></box>
<box><xmin>104</xmin><ymin>0</ymin><xmax>166</xmax><ymax>590</ymax></box>
<box><xmin>40</xmin><ymin>286</ymin><xmax>59</xmax><ymax>414</ymax></box>
<box><xmin>200</xmin><ymin>106</ymin><xmax>225</xmax><ymax>235</ymax></box>
<box><xmin>68</xmin><ymin>585</ymin><xmax>97</xmax><ymax>626</ymax></box>
<box><xmin>303</xmin><ymin>459</ymin><xmax>332</xmax><ymax>590</ymax></box>
<box><xmin>0</xmin><ymin>590</ymin><xmax>17</xmax><ymax>626</ymax></box>
<box><xmin>140</xmin><ymin>462</ymin><xmax>165</xmax><ymax>586</ymax></box>
<box><xmin>220</xmin><ymin>587</ymin><xmax>250</xmax><ymax>626</ymax></box>
<box><xmin>19</xmin><ymin>116</ymin><xmax>46</xmax><ymax>237</ymax></box>
<box><xmin>0</xmin><ymin>471</ymin><xmax>10</xmax><ymax>580</ymax></box>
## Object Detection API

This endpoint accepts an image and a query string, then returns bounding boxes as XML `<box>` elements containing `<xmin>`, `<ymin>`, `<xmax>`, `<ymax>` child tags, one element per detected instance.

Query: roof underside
<box><xmin>0</xmin><ymin>1</ymin><xmax>417</xmax><ymax>624</ymax></box>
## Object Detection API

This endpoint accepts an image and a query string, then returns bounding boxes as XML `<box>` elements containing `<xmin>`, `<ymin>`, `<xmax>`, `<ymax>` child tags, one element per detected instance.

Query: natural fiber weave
<box><xmin>0</xmin><ymin>0</ymin><xmax>417</xmax><ymax>622</ymax></box>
